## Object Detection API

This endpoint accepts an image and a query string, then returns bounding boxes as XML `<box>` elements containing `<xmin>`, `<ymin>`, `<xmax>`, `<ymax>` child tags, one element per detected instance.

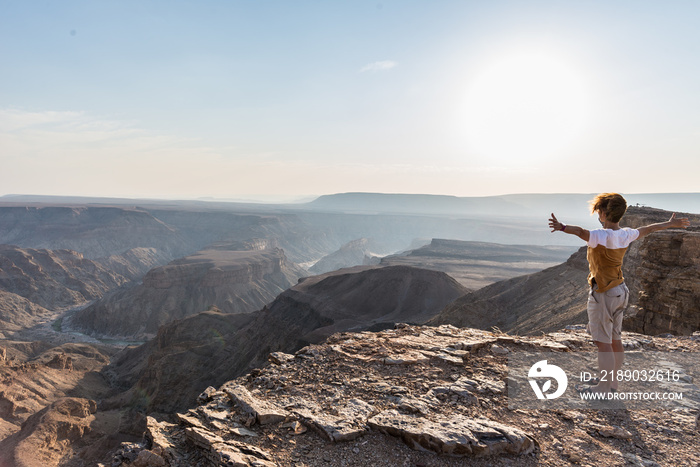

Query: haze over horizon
<box><xmin>3</xmin><ymin>1</ymin><xmax>700</xmax><ymax>200</ymax></box>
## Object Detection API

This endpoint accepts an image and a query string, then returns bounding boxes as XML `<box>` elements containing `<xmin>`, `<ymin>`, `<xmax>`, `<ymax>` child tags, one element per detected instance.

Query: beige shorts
<box><xmin>586</xmin><ymin>283</ymin><xmax>629</xmax><ymax>344</ymax></box>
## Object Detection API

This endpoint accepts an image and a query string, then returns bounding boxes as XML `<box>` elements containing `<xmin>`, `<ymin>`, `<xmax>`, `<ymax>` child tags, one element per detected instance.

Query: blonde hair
<box><xmin>589</xmin><ymin>193</ymin><xmax>627</xmax><ymax>223</ymax></box>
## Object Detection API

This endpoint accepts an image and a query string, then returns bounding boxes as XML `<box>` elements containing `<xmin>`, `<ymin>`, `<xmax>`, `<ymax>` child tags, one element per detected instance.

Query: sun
<box><xmin>463</xmin><ymin>52</ymin><xmax>590</xmax><ymax>162</ymax></box>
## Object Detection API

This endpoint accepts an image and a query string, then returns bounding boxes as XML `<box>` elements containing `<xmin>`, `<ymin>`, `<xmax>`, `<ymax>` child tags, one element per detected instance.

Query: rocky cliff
<box><xmin>109</xmin><ymin>324</ymin><xmax>700</xmax><ymax>467</ymax></box>
<box><xmin>95</xmin><ymin>247</ymin><xmax>173</xmax><ymax>283</ymax></box>
<box><xmin>104</xmin><ymin>265</ymin><xmax>469</xmax><ymax>414</ymax></box>
<box><xmin>0</xmin><ymin>341</ymin><xmax>114</xmax><ymax>429</ymax></box>
<box><xmin>621</xmin><ymin>206</ymin><xmax>700</xmax><ymax>336</ymax></box>
<box><xmin>0</xmin><ymin>245</ymin><xmax>136</xmax><ymax>318</ymax></box>
<box><xmin>623</xmin><ymin>230</ymin><xmax>700</xmax><ymax>335</ymax></box>
<box><xmin>103</xmin><ymin>310</ymin><xmax>261</xmax><ymax>414</ymax></box>
<box><xmin>0</xmin><ymin>291</ymin><xmax>52</xmax><ymax>334</ymax></box>
<box><xmin>0</xmin><ymin>205</ymin><xmax>324</xmax><ymax>266</ymax></box>
<box><xmin>70</xmin><ymin>248</ymin><xmax>306</xmax><ymax>340</ymax></box>
<box><xmin>0</xmin><ymin>397</ymin><xmax>98</xmax><ymax>467</ymax></box>
<box><xmin>0</xmin><ymin>340</ymin><xmax>133</xmax><ymax>466</ymax></box>
<box><xmin>0</xmin><ymin>206</ymin><xmax>189</xmax><ymax>260</ymax></box>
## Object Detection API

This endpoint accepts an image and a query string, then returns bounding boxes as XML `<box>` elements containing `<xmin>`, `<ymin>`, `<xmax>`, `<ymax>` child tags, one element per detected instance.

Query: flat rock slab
<box><xmin>185</xmin><ymin>426</ymin><xmax>275</xmax><ymax>467</ymax></box>
<box><xmin>529</xmin><ymin>339</ymin><xmax>570</xmax><ymax>351</ymax></box>
<box><xmin>339</xmin><ymin>398</ymin><xmax>375</xmax><ymax>420</ymax></box>
<box><xmin>367</xmin><ymin>410</ymin><xmax>536</xmax><ymax>457</ymax></box>
<box><xmin>452</xmin><ymin>338</ymin><xmax>498</xmax><ymax>352</ymax></box>
<box><xmin>294</xmin><ymin>408</ymin><xmax>368</xmax><ymax>442</ymax></box>
<box><xmin>212</xmin><ymin>442</ymin><xmax>276</xmax><ymax>467</ymax></box>
<box><xmin>292</xmin><ymin>399</ymin><xmax>374</xmax><ymax>442</ymax></box>
<box><xmin>176</xmin><ymin>412</ymin><xmax>207</xmax><ymax>429</ymax></box>
<box><xmin>224</xmin><ymin>384</ymin><xmax>289</xmax><ymax>425</ymax></box>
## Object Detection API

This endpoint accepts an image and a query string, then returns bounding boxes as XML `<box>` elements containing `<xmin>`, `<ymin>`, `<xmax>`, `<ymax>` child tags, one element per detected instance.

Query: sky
<box><xmin>1</xmin><ymin>0</ymin><xmax>699</xmax><ymax>201</ymax></box>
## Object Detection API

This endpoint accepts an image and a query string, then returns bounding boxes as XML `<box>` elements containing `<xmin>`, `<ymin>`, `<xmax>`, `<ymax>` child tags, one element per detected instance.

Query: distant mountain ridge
<box><xmin>306</xmin><ymin>192</ymin><xmax>700</xmax><ymax>219</ymax></box>
<box><xmin>5</xmin><ymin>192</ymin><xmax>699</xmax><ymax>219</ymax></box>
<box><xmin>307</xmin><ymin>192</ymin><xmax>521</xmax><ymax>216</ymax></box>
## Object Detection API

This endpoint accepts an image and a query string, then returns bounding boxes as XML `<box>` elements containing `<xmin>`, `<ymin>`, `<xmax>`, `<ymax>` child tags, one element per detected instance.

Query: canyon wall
<box><xmin>71</xmin><ymin>248</ymin><xmax>305</xmax><ymax>339</ymax></box>
<box><xmin>624</xmin><ymin>230</ymin><xmax>700</xmax><ymax>335</ymax></box>
<box><xmin>622</xmin><ymin>206</ymin><xmax>700</xmax><ymax>336</ymax></box>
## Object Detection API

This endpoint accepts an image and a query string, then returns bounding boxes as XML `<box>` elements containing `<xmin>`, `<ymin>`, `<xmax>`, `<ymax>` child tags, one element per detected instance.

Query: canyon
<box><xmin>101</xmin><ymin>265</ymin><xmax>468</xmax><ymax>416</ymax></box>
<box><xmin>0</xmin><ymin>194</ymin><xmax>697</xmax><ymax>466</ymax></box>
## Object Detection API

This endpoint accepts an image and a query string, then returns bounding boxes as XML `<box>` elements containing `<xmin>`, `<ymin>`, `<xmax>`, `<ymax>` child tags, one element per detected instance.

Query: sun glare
<box><xmin>463</xmin><ymin>52</ymin><xmax>589</xmax><ymax>163</ymax></box>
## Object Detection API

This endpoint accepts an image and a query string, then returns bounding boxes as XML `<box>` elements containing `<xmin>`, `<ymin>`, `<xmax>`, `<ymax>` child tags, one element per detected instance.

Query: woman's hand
<box><xmin>548</xmin><ymin>213</ymin><xmax>564</xmax><ymax>232</ymax></box>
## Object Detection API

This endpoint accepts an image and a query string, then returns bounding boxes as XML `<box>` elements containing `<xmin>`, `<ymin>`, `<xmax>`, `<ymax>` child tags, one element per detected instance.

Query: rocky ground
<box><xmin>108</xmin><ymin>324</ymin><xmax>699</xmax><ymax>467</ymax></box>
<box><xmin>0</xmin><ymin>339</ymin><xmax>144</xmax><ymax>467</ymax></box>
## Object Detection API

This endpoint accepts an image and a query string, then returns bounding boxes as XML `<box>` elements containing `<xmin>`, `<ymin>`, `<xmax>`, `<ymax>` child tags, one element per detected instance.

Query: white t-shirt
<box><xmin>587</xmin><ymin>228</ymin><xmax>640</xmax><ymax>249</ymax></box>
<box><xmin>586</xmin><ymin>227</ymin><xmax>640</xmax><ymax>292</ymax></box>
